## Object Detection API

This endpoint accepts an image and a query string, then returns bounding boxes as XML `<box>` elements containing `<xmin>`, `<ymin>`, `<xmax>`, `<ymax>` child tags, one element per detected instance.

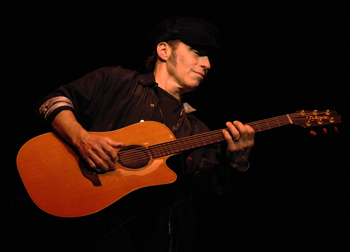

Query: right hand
<box><xmin>76</xmin><ymin>131</ymin><xmax>125</xmax><ymax>173</ymax></box>
<box><xmin>51</xmin><ymin>110</ymin><xmax>125</xmax><ymax>173</ymax></box>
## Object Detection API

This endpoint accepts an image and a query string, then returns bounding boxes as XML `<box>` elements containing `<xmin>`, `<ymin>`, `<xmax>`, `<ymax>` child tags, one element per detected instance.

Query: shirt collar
<box><xmin>138</xmin><ymin>72</ymin><xmax>157</xmax><ymax>86</ymax></box>
<box><xmin>138</xmin><ymin>71</ymin><xmax>197</xmax><ymax>113</ymax></box>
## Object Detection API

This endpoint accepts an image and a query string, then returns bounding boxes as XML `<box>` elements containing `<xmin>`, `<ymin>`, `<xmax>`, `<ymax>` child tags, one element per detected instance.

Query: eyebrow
<box><xmin>191</xmin><ymin>47</ymin><xmax>208</xmax><ymax>56</ymax></box>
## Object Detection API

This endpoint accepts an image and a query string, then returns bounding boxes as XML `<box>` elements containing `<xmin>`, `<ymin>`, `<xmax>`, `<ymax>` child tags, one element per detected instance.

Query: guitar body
<box><xmin>16</xmin><ymin>110</ymin><xmax>341</xmax><ymax>241</ymax></box>
<box><xmin>17</xmin><ymin>121</ymin><xmax>178</xmax><ymax>218</ymax></box>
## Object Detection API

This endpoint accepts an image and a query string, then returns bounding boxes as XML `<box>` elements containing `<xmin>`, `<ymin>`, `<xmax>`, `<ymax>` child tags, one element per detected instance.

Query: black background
<box><xmin>1</xmin><ymin>0</ymin><xmax>349</xmax><ymax>251</ymax></box>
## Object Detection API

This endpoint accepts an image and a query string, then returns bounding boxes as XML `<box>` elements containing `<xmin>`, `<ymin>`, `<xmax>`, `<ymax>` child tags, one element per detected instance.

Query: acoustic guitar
<box><xmin>17</xmin><ymin>110</ymin><xmax>341</xmax><ymax>220</ymax></box>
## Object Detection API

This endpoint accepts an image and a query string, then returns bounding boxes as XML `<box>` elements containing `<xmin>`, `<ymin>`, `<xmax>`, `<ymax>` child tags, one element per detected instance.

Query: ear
<box><xmin>156</xmin><ymin>42</ymin><xmax>172</xmax><ymax>61</ymax></box>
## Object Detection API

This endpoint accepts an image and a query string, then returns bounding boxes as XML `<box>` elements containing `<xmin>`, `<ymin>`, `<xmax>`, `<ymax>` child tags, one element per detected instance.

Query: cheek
<box><xmin>177</xmin><ymin>54</ymin><xmax>193</xmax><ymax>69</ymax></box>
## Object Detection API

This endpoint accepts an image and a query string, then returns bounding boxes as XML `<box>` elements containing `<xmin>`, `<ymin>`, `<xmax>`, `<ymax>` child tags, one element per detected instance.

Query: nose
<box><xmin>200</xmin><ymin>56</ymin><xmax>211</xmax><ymax>71</ymax></box>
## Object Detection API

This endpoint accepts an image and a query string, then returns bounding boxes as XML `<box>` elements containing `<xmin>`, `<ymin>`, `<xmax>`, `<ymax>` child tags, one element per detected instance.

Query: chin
<box><xmin>187</xmin><ymin>85</ymin><xmax>200</xmax><ymax>92</ymax></box>
<box><xmin>182</xmin><ymin>79</ymin><xmax>202</xmax><ymax>92</ymax></box>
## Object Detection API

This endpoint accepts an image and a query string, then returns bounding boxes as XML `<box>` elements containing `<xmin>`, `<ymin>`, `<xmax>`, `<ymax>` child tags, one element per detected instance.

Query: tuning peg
<box><xmin>310</xmin><ymin>130</ymin><xmax>317</xmax><ymax>136</ymax></box>
<box><xmin>334</xmin><ymin>127</ymin><xmax>339</xmax><ymax>133</ymax></box>
<box><xmin>322</xmin><ymin>128</ymin><xmax>328</xmax><ymax>135</ymax></box>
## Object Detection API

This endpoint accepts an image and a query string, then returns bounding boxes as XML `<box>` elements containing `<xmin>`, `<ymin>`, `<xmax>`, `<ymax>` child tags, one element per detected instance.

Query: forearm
<box><xmin>51</xmin><ymin>110</ymin><xmax>88</xmax><ymax>149</ymax></box>
<box><xmin>51</xmin><ymin>110</ymin><xmax>122</xmax><ymax>172</ymax></box>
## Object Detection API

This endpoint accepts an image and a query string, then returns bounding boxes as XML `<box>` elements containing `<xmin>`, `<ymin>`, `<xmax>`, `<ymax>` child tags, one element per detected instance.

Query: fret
<box><xmin>247</xmin><ymin>115</ymin><xmax>289</xmax><ymax>132</ymax></box>
<box><xmin>251</xmin><ymin>122</ymin><xmax>261</xmax><ymax>132</ymax></box>
<box><xmin>149</xmin><ymin>111</ymin><xmax>340</xmax><ymax>159</ymax></box>
<box><xmin>275</xmin><ymin>117</ymin><xmax>281</xmax><ymax>126</ymax></box>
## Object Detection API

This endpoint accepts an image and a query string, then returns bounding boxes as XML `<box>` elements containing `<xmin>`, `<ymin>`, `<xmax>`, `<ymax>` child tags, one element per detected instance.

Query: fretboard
<box><xmin>149</xmin><ymin>114</ymin><xmax>292</xmax><ymax>158</ymax></box>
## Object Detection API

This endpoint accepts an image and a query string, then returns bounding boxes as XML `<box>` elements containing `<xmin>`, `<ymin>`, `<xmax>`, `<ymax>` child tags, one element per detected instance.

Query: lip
<box><xmin>193</xmin><ymin>71</ymin><xmax>205</xmax><ymax>79</ymax></box>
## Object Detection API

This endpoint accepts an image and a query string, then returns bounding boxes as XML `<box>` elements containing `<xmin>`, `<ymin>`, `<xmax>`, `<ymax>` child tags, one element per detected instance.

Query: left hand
<box><xmin>222</xmin><ymin>121</ymin><xmax>255</xmax><ymax>171</ymax></box>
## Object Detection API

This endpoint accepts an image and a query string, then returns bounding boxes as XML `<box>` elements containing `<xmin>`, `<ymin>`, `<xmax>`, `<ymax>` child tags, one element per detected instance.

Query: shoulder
<box><xmin>99</xmin><ymin>67</ymin><xmax>156</xmax><ymax>86</ymax></box>
<box><xmin>182</xmin><ymin>102</ymin><xmax>210</xmax><ymax>134</ymax></box>
<box><xmin>91</xmin><ymin>66</ymin><xmax>137</xmax><ymax>79</ymax></box>
<box><xmin>185</xmin><ymin>111</ymin><xmax>211</xmax><ymax>135</ymax></box>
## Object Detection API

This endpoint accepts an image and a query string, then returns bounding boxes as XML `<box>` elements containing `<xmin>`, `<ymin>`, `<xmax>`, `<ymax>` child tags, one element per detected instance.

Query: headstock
<box><xmin>290</xmin><ymin>110</ymin><xmax>341</xmax><ymax>128</ymax></box>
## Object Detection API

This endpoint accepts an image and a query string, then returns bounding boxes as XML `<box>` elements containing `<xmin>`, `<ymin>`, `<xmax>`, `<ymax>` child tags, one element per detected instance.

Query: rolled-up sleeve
<box><xmin>39</xmin><ymin>96</ymin><xmax>75</xmax><ymax>121</ymax></box>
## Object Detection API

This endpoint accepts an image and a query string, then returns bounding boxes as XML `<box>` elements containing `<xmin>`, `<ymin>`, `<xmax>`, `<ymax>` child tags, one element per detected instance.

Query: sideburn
<box><xmin>169</xmin><ymin>50</ymin><xmax>177</xmax><ymax>67</ymax></box>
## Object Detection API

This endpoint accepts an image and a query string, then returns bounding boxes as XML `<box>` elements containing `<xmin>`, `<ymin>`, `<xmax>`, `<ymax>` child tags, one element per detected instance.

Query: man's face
<box><xmin>166</xmin><ymin>41</ymin><xmax>211</xmax><ymax>94</ymax></box>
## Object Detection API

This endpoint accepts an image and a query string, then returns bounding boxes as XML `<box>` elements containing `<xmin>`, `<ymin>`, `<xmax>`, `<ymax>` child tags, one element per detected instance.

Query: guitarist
<box><xmin>37</xmin><ymin>17</ymin><xmax>255</xmax><ymax>251</ymax></box>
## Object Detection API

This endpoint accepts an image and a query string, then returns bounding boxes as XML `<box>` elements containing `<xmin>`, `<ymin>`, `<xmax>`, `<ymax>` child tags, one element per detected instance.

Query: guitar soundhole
<box><xmin>117</xmin><ymin>145</ymin><xmax>150</xmax><ymax>169</ymax></box>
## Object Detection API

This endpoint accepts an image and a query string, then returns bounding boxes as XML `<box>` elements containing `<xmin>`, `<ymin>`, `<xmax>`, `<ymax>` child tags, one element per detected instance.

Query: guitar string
<box><xmin>116</xmin><ymin>114</ymin><xmax>291</xmax><ymax>163</ymax></box>
<box><xmin>115</xmin><ymin>112</ymin><xmax>335</xmax><ymax>164</ymax></box>
<box><xmin>116</xmin><ymin>113</ymin><xmax>311</xmax><ymax>163</ymax></box>
<box><xmin>150</xmin><ymin>117</ymin><xmax>291</xmax><ymax>156</ymax></box>
<box><xmin>120</xmin><ymin>110</ymin><xmax>336</xmax><ymax>160</ymax></box>
<box><xmin>117</xmin><ymin>113</ymin><xmax>322</xmax><ymax>163</ymax></box>
<box><xmin>124</xmin><ymin>113</ymin><xmax>294</xmax><ymax>155</ymax></box>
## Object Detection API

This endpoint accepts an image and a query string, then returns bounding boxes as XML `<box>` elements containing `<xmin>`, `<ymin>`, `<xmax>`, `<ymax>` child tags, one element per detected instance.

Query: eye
<box><xmin>191</xmin><ymin>49</ymin><xmax>206</xmax><ymax>57</ymax></box>
<box><xmin>191</xmin><ymin>49</ymin><xmax>200</xmax><ymax>55</ymax></box>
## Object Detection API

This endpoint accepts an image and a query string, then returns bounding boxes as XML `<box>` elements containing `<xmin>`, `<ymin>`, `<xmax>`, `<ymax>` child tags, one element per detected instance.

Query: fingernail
<box><xmin>117</xmin><ymin>142</ymin><xmax>125</xmax><ymax>148</ymax></box>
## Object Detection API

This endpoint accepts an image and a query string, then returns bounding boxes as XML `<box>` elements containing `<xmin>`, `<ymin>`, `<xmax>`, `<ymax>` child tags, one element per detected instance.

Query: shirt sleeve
<box><xmin>36</xmin><ymin>66</ymin><xmax>123</xmax><ymax>123</ymax></box>
<box><xmin>183</xmin><ymin>113</ymin><xmax>248</xmax><ymax>203</ymax></box>
<box><xmin>38</xmin><ymin>96</ymin><xmax>75</xmax><ymax>121</ymax></box>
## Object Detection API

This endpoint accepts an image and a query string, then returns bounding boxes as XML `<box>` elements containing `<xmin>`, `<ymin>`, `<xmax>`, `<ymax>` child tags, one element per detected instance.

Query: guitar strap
<box><xmin>78</xmin><ymin>158</ymin><xmax>102</xmax><ymax>186</ymax></box>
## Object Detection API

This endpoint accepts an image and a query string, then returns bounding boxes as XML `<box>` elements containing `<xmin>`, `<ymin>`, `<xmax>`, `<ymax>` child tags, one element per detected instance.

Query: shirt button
<box><xmin>150</xmin><ymin>103</ymin><xmax>155</xmax><ymax>107</ymax></box>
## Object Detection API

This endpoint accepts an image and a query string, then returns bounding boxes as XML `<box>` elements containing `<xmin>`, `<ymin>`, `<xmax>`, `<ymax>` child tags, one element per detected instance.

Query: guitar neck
<box><xmin>150</xmin><ymin>114</ymin><xmax>292</xmax><ymax>158</ymax></box>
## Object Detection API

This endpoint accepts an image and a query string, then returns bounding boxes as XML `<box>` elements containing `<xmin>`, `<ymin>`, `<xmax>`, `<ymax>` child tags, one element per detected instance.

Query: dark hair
<box><xmin>145</xmin><ymin>40</ymin><xmax>181</xmax><ymax>72</ymax></box>
<box><xmin>145</xmin><ymin>50</ymin><xmax>158</xmax><ymax>72</ymax></box>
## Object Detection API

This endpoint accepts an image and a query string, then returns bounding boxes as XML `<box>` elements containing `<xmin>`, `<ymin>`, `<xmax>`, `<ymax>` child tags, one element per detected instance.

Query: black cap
<box><xmin>148</xmin><ymin>17</ymin><xmax>220</xmax><ymax>51</ymax></box>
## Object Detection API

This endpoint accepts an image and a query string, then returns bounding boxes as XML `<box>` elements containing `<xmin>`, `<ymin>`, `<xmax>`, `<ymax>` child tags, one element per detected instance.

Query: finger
<box><xmin>223</xmin><ymin>127</ymin><xmax>242</xmax><ymax>153</ymax></box>
<box><xmin>222</xmin><ymin>128</ymin><xmax>235</xmax><ymax>146</ymax></box>
<box><xmin>94</xmin><ymin>148</ymin><xmax>117</xmax><ymax>171</ymax></box>
<box><xmin>84</xmin><ymin>151</ymin><xmax>110</xmax><ymax>172</ymax></box>
<box><xmin>106</xmin><ymin>139</ymin><xmax>125</xmax><ymax>159</ymax></box>
<box><xmin>86</xmin><ymin>159</ymin><xmax>104</xmax><ymax>173</ymax></box>
<box><xmin>102</xmin><ymin>143</ymin><xmax>118</xmax><ymax>163</ymax></box>
<box><xmin>97</xmin><ymin>138</ymin><xmax>124</xmax><ymax>169</ymax></box>
<box><xmin>116</xmin><ymin>142</ymin><xmax>126</xmax><ymax>148</ymax></box>
<box><xmin>82</xmin><ymin>141</ymin><xmax>113</xmax><ymax>172</ymax></box>
<box><xmin>232</xmin><ymin>121</ymin><xmax>250</xmax><ymax>141</ymax></box>
<box><xmin>107</xmin><ymin>138</ymin><xmax>126</xmax><ymax>149</ymax></box>
<box><xmin>226</xmin><ymin>121</ymin><xmax>241</xmax><ymax>141</ymax></box>
<box><xmin>233</xmin><ymin>121</ymin><xmax>256</xmax><ymax>145</ymax></box>
<box><xmin>246</xmin><ymin>125</ymin><xmax>255</xmax><ymax>142</ymax></box>
<box><xmin>84</xmin><ymin>156</ymin><xmax>97</xmax><ymax>169</ymax></box>
<box><xmin>106</xmin><ymin>140</ymin><xmax>126</xmax><ymax>170</ymax></box>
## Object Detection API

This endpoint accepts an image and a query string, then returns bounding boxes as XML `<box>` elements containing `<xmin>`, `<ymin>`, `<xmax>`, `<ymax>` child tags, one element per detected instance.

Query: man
<box><xmin>38</xmin><ymin>17</ymin><xmax>255</xmax><ymax>251</ymax></box>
